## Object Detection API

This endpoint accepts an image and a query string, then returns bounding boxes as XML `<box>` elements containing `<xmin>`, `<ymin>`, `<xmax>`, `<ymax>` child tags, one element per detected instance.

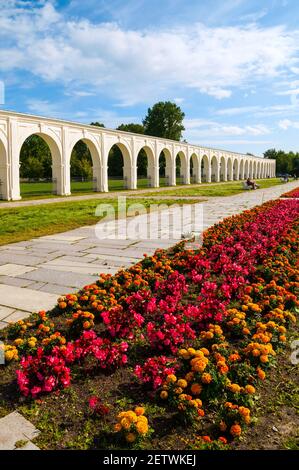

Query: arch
<box><xmin>244</xmin><ymin>159</ymin><xmax>249</xmax><ymax>179</ymax></box>
<box><xmin>227</xmin><ymin>157</ymin><xmax>233</xmax><ymax>180</ymax></box>
<box><xmin>106</xmin><ymin>142</ymin><xmax>133</xmax><ymax>190</ymax></box>
<box><xmin>69</xmin><ymin>137</ymin><xmax>102</xmax><ymax>193</ymax></box>
<box><xmin>19</xmin><ymin>132</ymin><xmax>63</xmax><ymax>197</ymax></box>
<box><xmin>239</xmin><ymin>159</ymin><xmax>244</xmax><ymax>180</ymax></box>
<box><xmin>201</xmin><ymin>154</ymin><xmax>210</xmax><ymax>182</ymax></box>
<box><xmin>136</xmin><ymin>145</ymin><xmax>156</xmax><ymax>188</ymax></box>
<box><xmin>210</xmin><ymin>155</ymin><xmax>219</xmax><ymax>182</ymax></box>
<box><xmin>233</xmin><ymin>158</ymin><xmax>239</xmax><ymax>180</ymax></box>
<box><xmin>257</xmin><ymin>161</ymin><xmax>261</xmax><ymax>179</ymax></box>
<box><xmin>159</xmin><ymin>148</ymin><xmax>174</xmax><ymax>186</ymax></box>
<box><xmin>190</xmin><ymin>153</ymin><xmax>200</xmax><ymax>183</ymax></box>
<box><xmin>249</xmin><ymin>160</ymin><xmax>253</xmax><ymax>178</ymax></box>
<box><xmin>219</xmin><ymin>156</ymin><xmax>226</xmax><ymax>181</ymax></box>
<box><xmin>253</xmin><ymin>160</ymin><xmax>257</xmax><ymax>179</ymax></box>
<box><xmin>176</xmin><ymin>150</ymin><xmax>188</xmax><ymax>184</ymax></box>
<box><xmin>0</xmin><ymin>138</ymin><xmax>9</xmax><ymax>200</ymax></box>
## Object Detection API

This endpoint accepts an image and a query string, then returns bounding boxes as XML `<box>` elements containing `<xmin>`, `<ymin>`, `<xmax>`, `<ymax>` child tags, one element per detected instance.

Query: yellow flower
<box><xmin>114</xmin><ymin>423</ymin><xmax>122</xmax><ymax>432</ymax></box>
<box><xmin>228</xmin><ymin>383</ymin><xmax>241</xmax><ymax>393</ymax></box>
<box><xmin>120</xmin><ymin>418</ymin><xmax>131</xmax><ymax>430</ymax></box>
<box><xmin>177</xmin><ymin>379</ymin><xmax>188</xmax><ymax>389</ymax></box>
<box><xmin>187</xmin><ymin>347</ymin><xmax>196</xmax><ymax>356</ymax></box>
<box><xmin>28</xmin><ymin>340</ymin><xmax>36</xmax><ymax>348</ymax></box>
<box><xmin>124</xmin><ymin>411</ymin><xmax>138</xmax><ymax>423</ymax></box>
<box><xmin>174</xmin><ymin>387</ymin><xmax>183</xmax><ymax>394</ymax></box>
<box><xmin>136</xmin><ymin>421</ymin><xmax>148</xmax><ymax>435</ymax></box>
<box><xmin>5</xmin><ymin>350</ymin><xmax>15</xmax><ymax>362</ymax></box>
<box><xmin>185</xmin><ymin>372</ymin><xmax>194</xmax><ymax>382</ymax></box>
<box><xmin>245</xmin><ymin>385</ymin><xmax>255</xmax><ymax>395</ymax></box>
<box><xmin>14</xmin><ymin>338</ymin><xmax>23</xmax><ymax>346</ymax></box>
<box><xmin>160</xmin><ymin>390</ymin><xmax>168</xmax><ymax>399</ymax></box>
<box><xmin>166</xmin><ymin>374</ymin><xmax>177</xmax><ymax>383</ymax></box>
<box><xmin>126</xmin><ymin>433</ymin><xmax>137</xmax><ymax>443</ymax></box>
<box><xmin>137</xmin><ymin>416</ymin><xmax>148</xmax><ymax>424</ymax></box>
<box><xmin>201</xmin><ymin>373</ymin><xmax>212</xmax><ymax>384</ymax></box>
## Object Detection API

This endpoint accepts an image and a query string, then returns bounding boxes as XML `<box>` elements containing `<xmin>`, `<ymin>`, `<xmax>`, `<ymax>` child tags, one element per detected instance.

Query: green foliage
<box><xmin>143</xmin><ymin>101</ymin><xmax>185</xmax><ymax>141</ymax></box>
<box><xmin>90</xmin><ymin>122</ymin><xmax>105</xmax><ymax>128</ymax></box>
<box><xmin>117</xmin><ymin>123</ymin><xmax>145</xmax><ymax>134</ymax></box>
<box><xmin>264</xmin><ymin>148</ymin><xmax>299</xmax><ymax>175</ymax></box>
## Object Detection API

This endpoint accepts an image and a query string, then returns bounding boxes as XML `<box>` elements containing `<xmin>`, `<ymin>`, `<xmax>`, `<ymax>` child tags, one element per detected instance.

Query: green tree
<box><xmin>90</xmin><ymin>122</ymin><xmax>105</xmax><ymax>127</ymax></box>
<box><xmin>117</xmin><ymin>123</ymin><xmax>145</xmax><ymax>134</ymax></box>
<box><xmin>22</xmin><ymin>156</ymin><xmax>44</xmax><ymax>180</ymax></box>
<box><xmin>143</xmin><ymin>101</ymin><xmax>185</xmax><ymax>141</ymax></box>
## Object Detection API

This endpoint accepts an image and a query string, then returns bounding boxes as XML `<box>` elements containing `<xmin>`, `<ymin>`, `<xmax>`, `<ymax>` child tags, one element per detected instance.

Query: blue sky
<box><xmin>1</xmin><ymin>0</ymin><xmax>299</xmax><ymax>155</ymax></box>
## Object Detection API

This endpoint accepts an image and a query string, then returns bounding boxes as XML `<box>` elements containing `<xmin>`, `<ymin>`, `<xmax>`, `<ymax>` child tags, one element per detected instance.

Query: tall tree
<box><xmin>143</xmin><ymin>101</ymin><xmax>185</xmax><ymax>141</ymax></box>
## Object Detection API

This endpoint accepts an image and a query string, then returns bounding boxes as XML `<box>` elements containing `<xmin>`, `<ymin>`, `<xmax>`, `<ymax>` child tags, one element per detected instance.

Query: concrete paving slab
<box><xmin>2</xmin><ymin>309</ymin><xmax>31</xmax><ymax>323</ymax></box>
<box><xmin>0</xmin><ymin>276</ymin><xmax>36</xmax><ymax>288</ymax></box>
<box><xmin>0</xmin><ymin>411</ymin><xmax>40</xmax><ymax>450</ymax></box>
<box><xmin>0</xmin><ymin>306</ymin><xmax>15</xmax><ymax>320</ymax></box>
<box><xmin>19</xmin><ymin>268</ymin><xmax>99</xmax><ymax>288</ymax></box>
<box><xmin>0</xmin><ymin>264</ymin><xmax>37</xmax><ymax>277</ymax></box>
<box><xmin>0</xmin><ymin>284</ymin><xmax>57</xmax><ymax>312</ymax></box>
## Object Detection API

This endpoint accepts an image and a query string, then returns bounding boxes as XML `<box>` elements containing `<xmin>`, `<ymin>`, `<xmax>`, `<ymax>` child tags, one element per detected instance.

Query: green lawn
<box><xmin>0</xmin><ymin>197</ymin><xmax>200</xmax><ymax>246</ymax></box>
<box><xmin>141</xmin><ymin>178</ymin><xmax>282</xmax><ymax>197</ymax></box>
<box><xmin>14</xmin><ymin>178</ymin><xmax>282</xmax><ymax>200</ymax></box>
<box><xmin>18</xmin><ymin>178</ymin><xmax>169</xmax><ymax>199</ymax></box>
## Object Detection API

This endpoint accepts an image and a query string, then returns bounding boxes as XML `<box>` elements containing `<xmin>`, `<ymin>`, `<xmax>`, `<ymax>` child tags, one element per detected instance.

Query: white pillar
<box><xmin>0</xmin><ymin>162</ymin><xmax>10</xmax><ymax>200</ymax></box>
<box><xmin>150</xmin><ymin>164</ymin><xmax>159</xmax><ymax>187</ymax></box>
<box><xmin>8</xmin><ymin>120</ymin><xmax>21</xmax><ymax>200</ymax></box>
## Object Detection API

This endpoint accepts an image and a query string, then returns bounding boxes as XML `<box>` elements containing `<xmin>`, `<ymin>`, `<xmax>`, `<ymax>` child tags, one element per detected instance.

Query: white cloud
<box><xmin>215</xmin><ymin>106</ymin><xmax>261</xmax><ymax>116</ymax></box>
<box><xmin>278</xmin><ymin>118</ymin><xmax>299</xmax><ymax>130</ymax></box>
<box><xmin>276</xmin><ymin>88</ymin><xmax>299</xmax><ymax>95</ymax></box>
<box><xmin>184</xmin><ymin>119</ymin><xmax>271</xmax><ymax>139</ymax></box>
<box><xmin>1</xmin><ymin>2</ymin><xmax>299</xmax><ymax>105</ymax></box>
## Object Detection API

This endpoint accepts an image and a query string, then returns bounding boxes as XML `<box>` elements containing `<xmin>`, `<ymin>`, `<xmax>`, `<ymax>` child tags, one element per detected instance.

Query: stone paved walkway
<box><xmin>0</xmin><ymin>180</ymin><xmax>297</xmax><ymax>329</ymax></box>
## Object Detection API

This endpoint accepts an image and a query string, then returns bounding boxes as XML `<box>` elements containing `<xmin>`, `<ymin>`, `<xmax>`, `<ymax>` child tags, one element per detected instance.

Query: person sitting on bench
<box><xmin>246</xmin><ymin>178</ymin><xmax>259</xmax><ymax>189</ymax></box>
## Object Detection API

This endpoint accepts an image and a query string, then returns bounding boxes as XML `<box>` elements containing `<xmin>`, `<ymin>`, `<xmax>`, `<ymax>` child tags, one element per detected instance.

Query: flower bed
<box><xmin>1</xmin><ymin>198</ymin><xmax>298</xmax><ymax>449</ymax></box>
<box><xmin>281</xmin><ymin>186</ymin><xmax>299</xmax><ymax>198</ymax></box>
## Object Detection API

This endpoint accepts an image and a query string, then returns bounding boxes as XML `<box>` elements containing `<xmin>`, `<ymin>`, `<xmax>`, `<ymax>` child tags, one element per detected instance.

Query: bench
<box><xmin>242</xmin><ymin>182</ymin><xmax>252</xmax><ymax>190</ymax></box>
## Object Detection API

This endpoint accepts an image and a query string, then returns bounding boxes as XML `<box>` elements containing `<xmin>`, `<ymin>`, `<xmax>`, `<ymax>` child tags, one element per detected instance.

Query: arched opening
<box><xmin>0</xmin><ymin>139</ymin><xmax>8</xmax><ymax>200</ymax></box>
<box><xmin>256</xmin><ymin>161</ymin><xmax>260</xmax><ymax>179</ymax></box>
<box><xmin>159</xmin><ymin>149</ymin><xmax>172</xmax><ymax>186</ymax></box>
<box><xmin>211</xmin><ymin>155</ymin><xmax>219</xmax><ymax>182</ymax></box>
<box><xmin>107</xmin><ymin>143</ymin><xmax>131</xmax><ymax>191</ymax></box>
<box><xmin>227</xmin><ymin>158</ymin><xmax>233</xmax><ymax>180</ymax></box>
<box><xmin>233</xmin><ymin>159</ymin><xmax>239</xmax><ymax>180</ymax></box>
<box><xmin>244</xmin><ymin>159</ymin><xmax>249</xmax><ymax>179</ymax></box>
<box><xmin>239</xmin><ymin>159</ymin><xmax>244</xmax><ymax>180</ymax></box>
<box><xmin>253</xmin><ymin>161</ymin><xmax>257</xmax><ymax>179</ymax></box>
<box><xmin>201</xmin><ymin>155</ymin><xmax>209</xmax><ymax>182</ymax></box>
<box><xmin>19</xmin><ymin>133</ymin><xmax>62</xmax><ymax>198</ymax></box>
<box><xmin>249</xmin><ymin>161</ymin><xmax>253</xmax><ymax>178</ymax></box>
<box><xmin>176</xmin><ymin>151</ymin><xmax>187</xmax><ymax>185</ymax></box>
<box><xmin>220</xmin><ymin>156</ymin><xmax>226</xmax><ymax>181</ymax></box>
<box><xmin>190</xmin><ymin>153</ymin><xmax>200</xmax><ymax>183</ymax></box>
<box><xmin>137</xmin><ymin>146</ymin><xmax>155</xmax><ymax>188</ymax></box>
<box><xmin>69</xmin><ymin>139</ymin><xmax>101</xmax><ymax>193</ymax></box>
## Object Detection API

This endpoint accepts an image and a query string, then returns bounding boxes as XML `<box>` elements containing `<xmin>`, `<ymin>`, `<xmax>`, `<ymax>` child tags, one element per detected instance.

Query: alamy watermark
<box><xmin>94</xmin><ymin>196</ymin><xmax>203</xmax><ymax>248</ymax></box>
